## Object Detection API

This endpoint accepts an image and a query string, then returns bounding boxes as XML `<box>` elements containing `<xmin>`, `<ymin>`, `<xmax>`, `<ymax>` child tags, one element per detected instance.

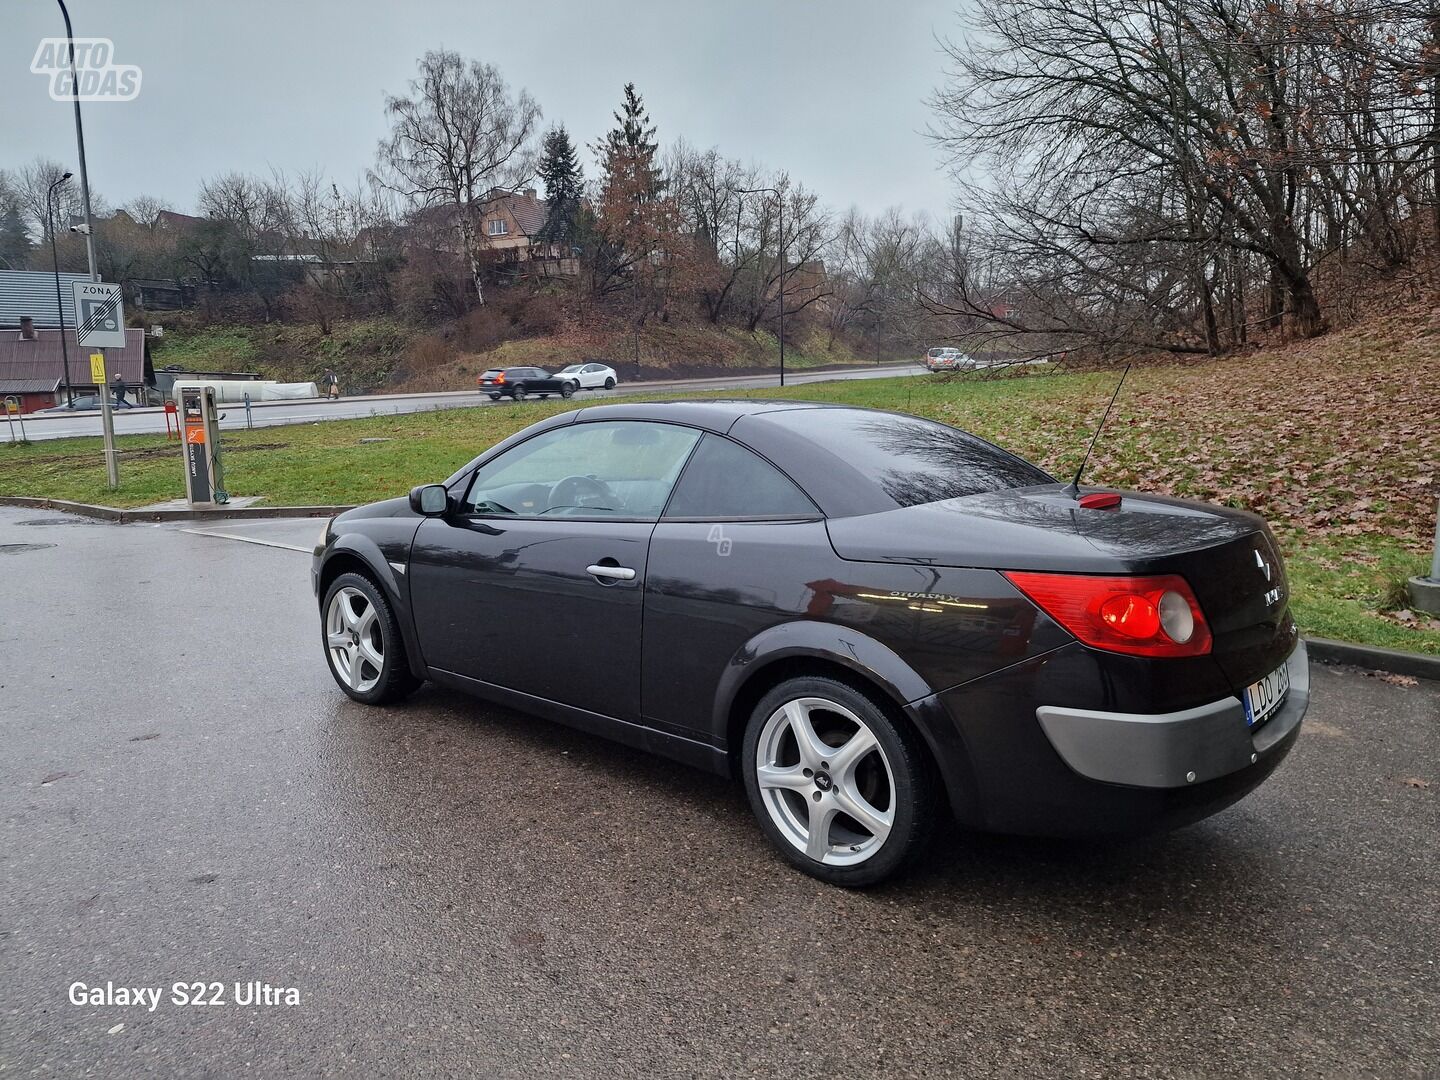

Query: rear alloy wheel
<box><xmin>604</xmin><ymin>377</ymin><xmax>616</xmax><ymax>389</ymax></box>
<box><xmin>560</xmin><ymin>383</ymin><xmax>574</xmax><ymax>399</ymax></box>
<box><xmin>743</xmin><ymin>676</ymin><xmax>935</xmax><ymax>886</ymax></box>
<box><xmin>513</xmin><ymin>387</ymin><xmax>527</xmax><ymax>401</ymax></box>
<box><xmin>488</xmin><ymin>392</ymin><xmax>501</xmax><ymax>400</ymax></box>
<box><xmin>322</xmin><ymin>573</ymin><xmax>420</xmax><ymax>705</ymax></box>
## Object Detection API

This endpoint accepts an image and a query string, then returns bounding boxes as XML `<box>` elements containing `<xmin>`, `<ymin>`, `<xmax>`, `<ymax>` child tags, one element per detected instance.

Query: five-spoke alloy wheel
<box><xmin>742</xmin><ymin>676</ymin><xmax>935</xmax><ymax>886</ymax></box>
<box><xmin>327</xmin><ymin>585</ymin><xmax>384</xmax><ymax>693</ymax></box>
<box><xmin>321</xmin><ymin>572</ymin><xmax>420</xmax><ymax>705</ymax></box>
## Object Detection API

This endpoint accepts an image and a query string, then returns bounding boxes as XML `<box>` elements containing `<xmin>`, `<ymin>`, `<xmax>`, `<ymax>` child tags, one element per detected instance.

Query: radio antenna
<box><xmin>1066</xmin><ymin>363</ymin><xmax>1131</xmax><ymax>499</ymax></box>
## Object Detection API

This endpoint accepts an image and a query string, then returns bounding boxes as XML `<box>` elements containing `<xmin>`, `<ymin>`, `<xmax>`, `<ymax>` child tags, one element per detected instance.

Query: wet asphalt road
<box><xmin>1</xmin><ymin>509</ymin><xmax>1437</xmax><ymax>1078</ymax></box>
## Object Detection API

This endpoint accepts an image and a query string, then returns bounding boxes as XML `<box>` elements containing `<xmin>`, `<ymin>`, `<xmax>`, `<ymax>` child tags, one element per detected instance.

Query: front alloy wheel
<box><xmin>321</xmin><ymin>572</ymin><xmax>420</xmax><ymax>705</ymax></box>
<box><xmin>742</xmin><ymin>676</ymin><xmax>935</xmax><ymax>886</ymax></box>
<box><xmin>326</xmin><ymin>585</ymin><xmax>384</xmax><ymax>694</ymax></box>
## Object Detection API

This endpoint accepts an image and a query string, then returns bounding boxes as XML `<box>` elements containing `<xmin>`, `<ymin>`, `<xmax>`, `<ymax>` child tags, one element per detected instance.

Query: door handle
<box><xmin>586</xmin><ymin>563</ymin><xmax>636</xmax><ymax>582</ymax></box>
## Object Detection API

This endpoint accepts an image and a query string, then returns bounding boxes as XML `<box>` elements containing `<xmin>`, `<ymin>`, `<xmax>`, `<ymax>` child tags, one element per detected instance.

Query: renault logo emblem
<box><xmin>1254</xmin><ymin>548</ymin><xmax>1272</xmax><ymax>582</ymax></box>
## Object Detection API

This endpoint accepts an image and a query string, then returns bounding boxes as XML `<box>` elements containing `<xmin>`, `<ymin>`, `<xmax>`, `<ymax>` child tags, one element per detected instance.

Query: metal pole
<box><xmin>45</xmin><ymin>176</ymin><xmax>75</xmax><ymax>406</ymax></box>
<box><xmin>1431</xmin><ymin>497</ymin><xmax>1440</xmax><ymax>583</ymax></box>
<box><xmin>59</xmin><ymin>0</ymin><xmax>117</xmax><ymax>489</ymax></box>
<box><xmin>777</xmin><ymin>192</ymin><xmax>785</xmax><ymax>388</ymax></box>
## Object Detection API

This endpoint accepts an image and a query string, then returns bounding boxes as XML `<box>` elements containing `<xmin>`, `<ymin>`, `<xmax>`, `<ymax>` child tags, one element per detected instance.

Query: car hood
<box><xmin>334</xmin><ymin>496</ymin><xmax>415</xmax><ymax>523</ymax></box>
<box><xmin>826</xmin><ymin>484</ymin><xmax>1262</xmax><ymax>574</ymax></box>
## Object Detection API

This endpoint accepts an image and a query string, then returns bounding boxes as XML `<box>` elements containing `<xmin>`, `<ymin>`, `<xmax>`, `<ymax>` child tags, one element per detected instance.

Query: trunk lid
<box><xmin>827</xmin><ymin>485</ymin><xmax>1297</xmax><ymax>690</ymax></box>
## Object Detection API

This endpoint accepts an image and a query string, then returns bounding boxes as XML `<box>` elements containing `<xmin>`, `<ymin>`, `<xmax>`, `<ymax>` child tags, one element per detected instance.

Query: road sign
<box><xmin>71</xmin><ymin>280</ymin><xmax>126</xmax><ymax>349</ymax></box>
<box><xmin>89</xmin><ymin>352</ymin><xmax>107</xmax><ymax>384</ymax></box>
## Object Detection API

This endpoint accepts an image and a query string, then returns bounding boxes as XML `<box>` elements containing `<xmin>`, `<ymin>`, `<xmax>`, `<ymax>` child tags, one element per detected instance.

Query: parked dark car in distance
<box><xmin>477</xmin><ymin>367</ymin><xmax>575</xmax><ymax>401</ymax></box>
<box><xmin>39</xmin><ymin>394</ymin><xmax>104</xmax><ymax>413</ymax></box>
<box><xmin>313</xmin><ymin>400</ymin><xmax>1308</xmax><ymax>886</ymax></box>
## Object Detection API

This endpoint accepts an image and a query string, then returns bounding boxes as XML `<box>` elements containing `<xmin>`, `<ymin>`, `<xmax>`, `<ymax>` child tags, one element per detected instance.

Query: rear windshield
<box><xmin>759</xmin><ymin>408</ymin><xmax>1054</xmax><ymax>508</ymax></box>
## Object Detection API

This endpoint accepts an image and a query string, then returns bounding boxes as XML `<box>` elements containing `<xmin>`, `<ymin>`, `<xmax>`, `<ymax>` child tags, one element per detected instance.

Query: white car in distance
<box><xmin>554</xmin><ymin>363</ymin><xmax>619</xmax><ymax>391</ymax></box>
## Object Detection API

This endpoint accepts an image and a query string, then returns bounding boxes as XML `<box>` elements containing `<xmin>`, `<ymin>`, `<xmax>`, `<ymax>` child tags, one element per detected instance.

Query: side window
<box><xmin>663</xmin><ymin>434</ymin><xmax>818</xmax><ymax>519</ymax></box>
<box><xmin>465</xmin><ymin>421</ymin><xmax>701</xmax><ymax>519</ymax></box>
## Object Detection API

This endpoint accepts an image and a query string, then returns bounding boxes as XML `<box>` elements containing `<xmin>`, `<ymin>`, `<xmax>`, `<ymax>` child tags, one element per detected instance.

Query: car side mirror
<box><xmin>409</xmin><ymin>484</ymin><xmax>451</xmax><ymax>516</ymax></box>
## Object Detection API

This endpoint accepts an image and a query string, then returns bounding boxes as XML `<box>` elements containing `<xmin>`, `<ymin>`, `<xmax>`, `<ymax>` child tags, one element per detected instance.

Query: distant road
<box><xmin>13</xmin><ymin>362</ymin><xmax>923</xmax><ymax>442</ymax></box>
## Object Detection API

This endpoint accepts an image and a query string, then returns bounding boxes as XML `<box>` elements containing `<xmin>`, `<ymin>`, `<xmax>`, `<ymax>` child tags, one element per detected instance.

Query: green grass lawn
<box><xmin>3</xmin><ymin>324</ymin><xmax>1437</xmax><ymax>653</ymax></box>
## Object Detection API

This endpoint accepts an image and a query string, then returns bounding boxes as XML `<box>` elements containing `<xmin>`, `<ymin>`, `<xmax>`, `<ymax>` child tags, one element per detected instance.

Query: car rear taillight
<box><xmin>496</xmin><ymin>372</ymin><xmax>506</xmax><ymax>383</ymax></box>
<box><xmin>1002</xmin><ymin>571</ymin><xmax>1213</xmax><ymax>657</ymax></box>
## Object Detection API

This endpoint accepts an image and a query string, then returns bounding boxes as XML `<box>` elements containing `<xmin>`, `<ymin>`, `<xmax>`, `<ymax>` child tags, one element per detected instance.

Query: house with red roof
<box><xmin>0</xmin><ymin>317</ymin><xmax>152</xmax><ymax>413</ymax></box>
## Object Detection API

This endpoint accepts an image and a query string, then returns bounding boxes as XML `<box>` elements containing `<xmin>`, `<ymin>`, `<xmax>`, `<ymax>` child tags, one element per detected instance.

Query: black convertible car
<box><xmin>312</xmin><ymin>400</ymin><xmax>1308</xmax><ymax>886</ymax></box>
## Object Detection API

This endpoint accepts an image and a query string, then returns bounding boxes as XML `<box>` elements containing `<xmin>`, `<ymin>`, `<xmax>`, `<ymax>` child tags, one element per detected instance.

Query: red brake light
<box><xmin>1002</xmin><ymin>571</ymin><xmax>1212</xmax><ymax>657</ymax></box>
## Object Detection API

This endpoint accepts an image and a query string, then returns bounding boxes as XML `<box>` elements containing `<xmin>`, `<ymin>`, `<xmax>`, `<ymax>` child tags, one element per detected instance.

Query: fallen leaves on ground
<box><xmin>1369</xmin><ymin>671</ymin><xmax>1420</xmax><ymax>687</ymax></box>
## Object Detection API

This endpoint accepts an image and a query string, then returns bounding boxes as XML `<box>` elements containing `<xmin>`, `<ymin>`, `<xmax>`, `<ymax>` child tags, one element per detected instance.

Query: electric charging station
<box><xmin>180</xmin><ymin>385</ymin><xmax>227</xmax><ymax>505</ymax></box>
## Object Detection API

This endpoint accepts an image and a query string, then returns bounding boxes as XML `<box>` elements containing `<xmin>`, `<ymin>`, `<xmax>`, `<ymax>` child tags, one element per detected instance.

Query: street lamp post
<box><xmin>735</xmin><ymin>186</ymin><xmax>785</xmax><ymax>387</ymax></box>
<box><xmin>46</xmin><ymin>173</ymin><xmax>76</xmax><ymax>406</ymax></box>
<box><xmin>57</xmin><ymin>0</ymin><xmax>118</xmax><ymax>488</ymax></box>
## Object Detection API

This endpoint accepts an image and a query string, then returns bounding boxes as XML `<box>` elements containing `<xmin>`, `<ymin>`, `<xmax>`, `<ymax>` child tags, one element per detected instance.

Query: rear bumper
<box><xmin>916</xmin><ymin>641</ymin><xmax>1309</xmax><ymax>837</ymax></box>
<box><xmin>1036</xmin><ymin>640</ymin><xmax>1308</xmax><ymax>789</ymax></box>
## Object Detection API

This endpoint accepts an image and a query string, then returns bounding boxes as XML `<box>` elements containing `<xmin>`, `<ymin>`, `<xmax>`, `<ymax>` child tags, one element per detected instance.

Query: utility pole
<box><xmin>59</xmin><ymin>0</ymin><xmax>118</xmax><ymax>489</ymax></box>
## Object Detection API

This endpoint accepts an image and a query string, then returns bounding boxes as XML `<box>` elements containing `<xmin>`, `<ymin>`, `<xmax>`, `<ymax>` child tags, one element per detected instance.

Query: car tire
<box><xmin>741</xmin><ymin>675</ymin><xmax>936</xmax><ymax>887</ymax></box>
<box><xmin>488</xmin><ymin>393</ymin><xmax>501</xmax><ymax>401</ymax></box>
<box><xmin>604</xmin><ymin>377</ymin><xmax>616</xmax><ymax>390</ymax></box>
<box><xmin>560</xmin><ymin>383</ymin><xmax>574</xmax><ymax>399</ymax></box>
<box><xmin>513</xmin><ymin>387</ymin><xmax>527</xmax><ymax>401</ymax></box>
<box><xmin>321</xmin><ymin>572</ymin><xmax>421</xmax><ymax>706</ymax></box>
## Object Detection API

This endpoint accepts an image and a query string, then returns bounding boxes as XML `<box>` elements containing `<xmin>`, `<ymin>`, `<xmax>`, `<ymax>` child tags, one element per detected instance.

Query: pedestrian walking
<box><xmin>110</xmin><ymin>372</ymin><xmax>131</xmax><ymax>409</ymax></box>
<box><xmin>323</xmin><ymin>369</ymin><xmax>340</xmax><ymax>400</ymax></box>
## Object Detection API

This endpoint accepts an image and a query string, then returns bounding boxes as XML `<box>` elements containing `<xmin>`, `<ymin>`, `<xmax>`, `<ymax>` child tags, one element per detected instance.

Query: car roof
<box><xmin>569</xmin><ymin>398</ymin><xmax>835</xmax><ymax>432</ymax></box>
<box><xmin>446</xmin><ymin>399</ymin><xmax>1028</xmax><ymax>518</ymax></box>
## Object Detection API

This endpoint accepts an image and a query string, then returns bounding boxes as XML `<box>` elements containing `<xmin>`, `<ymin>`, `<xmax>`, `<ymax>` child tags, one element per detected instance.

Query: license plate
<box><xmin>1243</xmin><ymin>662</ymin><xmax>1290</xmax><ymax>728</ymax></box>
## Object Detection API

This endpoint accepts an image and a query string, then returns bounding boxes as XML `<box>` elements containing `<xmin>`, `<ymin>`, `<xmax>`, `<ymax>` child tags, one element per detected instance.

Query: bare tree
<box><xmin>374</xmin><ymin>50</ymin><xmax>540</xmax><ymax>306</ymax></box>
<box><xmin>735</xmin><ymin>176</ymin><xmax>834</xmax><ymax>333</ymax></box>
<box><xmin>670</xmin><ymin>142</ymin><xmax>761</xmax><ymax>322</ymax></box>
<box><xmin>196</xmin><ymin>171</ymin><xmax>296</xmax><ymax>319</ymax></box>
<box><xmin>16</xmin><ymin>156</ymin><xmax>96</xmax><ymax>242</ymax></box>
<box><xmin>931</xmin><ymin>0</ymin><xmax>1437</xmax><ymax>347</ymax></box>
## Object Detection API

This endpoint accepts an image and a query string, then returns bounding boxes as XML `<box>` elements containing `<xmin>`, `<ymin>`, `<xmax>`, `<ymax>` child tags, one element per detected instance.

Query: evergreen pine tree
<box><xmin>536</xmin><ymin>125</ymin><xmax>583</xmax><ymax>249</ymax></box>
<box><xmin>0</xmin><ymin>203</ymin><xmax>31</xmax><ymax>270</ymax></box>
<box><xmin>592</xmin><ymin>83</ymin><xmax>665</xmax><ymax>203</ymax></box>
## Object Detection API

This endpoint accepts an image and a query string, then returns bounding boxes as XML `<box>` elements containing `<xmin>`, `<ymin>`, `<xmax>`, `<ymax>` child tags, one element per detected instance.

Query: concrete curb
<box><xmin>0</xmin><ymin>496</ymin><xmax>350</xmax><ymax>524</ymax></box>
<box><xmin>1305</xmin><ymin>637</ymin><xmax>1440</xmax><ymax>682</ymax></box>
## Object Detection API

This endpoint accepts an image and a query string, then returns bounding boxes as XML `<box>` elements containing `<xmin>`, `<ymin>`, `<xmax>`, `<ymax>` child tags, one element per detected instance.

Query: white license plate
<box><xmin>1243</xmin><ymin>663</ymin><xmax>1290</xmax><ymax>728</ymax></box>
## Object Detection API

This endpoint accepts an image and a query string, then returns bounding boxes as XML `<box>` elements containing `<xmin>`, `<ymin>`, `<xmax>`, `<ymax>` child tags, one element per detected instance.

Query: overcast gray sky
<box><xmin>3</xmin><ymin>0</ymin><xmax>963</xmax><ymax>221</ymax></box>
